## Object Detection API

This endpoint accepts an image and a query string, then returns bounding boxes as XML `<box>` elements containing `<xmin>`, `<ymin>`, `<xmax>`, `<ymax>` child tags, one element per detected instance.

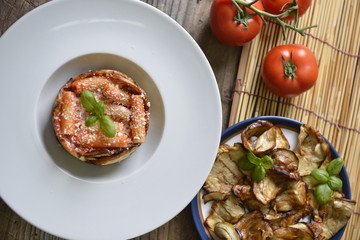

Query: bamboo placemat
<box><xmin>228</xmin><ymin>0</ymin><xmax>360</xmax><ymax>238</ymax></box>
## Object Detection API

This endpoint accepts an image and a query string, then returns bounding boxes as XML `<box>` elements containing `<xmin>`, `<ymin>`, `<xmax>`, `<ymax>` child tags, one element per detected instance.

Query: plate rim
<box><xmin>191</xmin><ymin>115</ymin><xmax>351</xmax><ymax>240</ymax></box>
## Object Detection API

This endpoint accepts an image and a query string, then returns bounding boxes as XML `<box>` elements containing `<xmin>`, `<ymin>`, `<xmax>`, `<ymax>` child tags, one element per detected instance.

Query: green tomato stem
<box><xmin>231</xmin><ymin>0</ymin><xmax>245</xmax><ymax>19</ymax></box>
<box><xmin>282</xmin><ymin>52</ymin><xmax>298</xmax><ymax>79</ymax></box>
<box><xmin>233</xmin><ymin>0</ymin><xmax>317</xmax><ymax>40</ymax></box>
<box><xmin>235</xmin><ymin>0</ymin><xmax>293</xmax><ymax>18</ymax></box>
<box><xmin>283</xmin><ymin>0</ymin><xmax>299</xmax><ymax>24</ymax></box>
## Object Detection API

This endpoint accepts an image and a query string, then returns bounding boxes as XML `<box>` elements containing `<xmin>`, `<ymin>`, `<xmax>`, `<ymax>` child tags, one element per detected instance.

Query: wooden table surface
<box><xmin>0</xmin><ymin>0</ymin><xmax>239</xmax><ymax>239</ymax></box>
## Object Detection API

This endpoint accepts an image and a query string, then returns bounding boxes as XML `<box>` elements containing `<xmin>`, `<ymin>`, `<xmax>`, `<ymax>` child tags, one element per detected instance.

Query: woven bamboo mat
<box><xmin>228</xmin><ymin>0</ymin><xmax>360</xmax><ymax>238</ymax></box>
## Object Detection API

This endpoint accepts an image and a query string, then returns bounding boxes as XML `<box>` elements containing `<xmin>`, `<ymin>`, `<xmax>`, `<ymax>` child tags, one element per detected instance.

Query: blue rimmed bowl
<box><xmin>191</xmin><ymin>116</ymin><xmax>351</xmax><ymax>240</ymax></box>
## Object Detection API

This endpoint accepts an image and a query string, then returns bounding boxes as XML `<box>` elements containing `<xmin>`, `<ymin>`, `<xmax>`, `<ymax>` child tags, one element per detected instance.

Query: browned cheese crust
<box><xmin>53</xmin><ymin>70</ymin><xmax>150</xmax><ymax>165</ymax></box>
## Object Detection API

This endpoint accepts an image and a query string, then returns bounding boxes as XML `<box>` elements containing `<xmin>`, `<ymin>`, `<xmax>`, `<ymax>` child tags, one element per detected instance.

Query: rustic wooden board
<box><xmin>229</xmin><ymin>0</ymin><xmax>360</xmax><ymax>239</ymax></box>
<box><xmin>0</xmin><ymin>0</ymin><xmax>237</xmax><ymax>239</ymax></box>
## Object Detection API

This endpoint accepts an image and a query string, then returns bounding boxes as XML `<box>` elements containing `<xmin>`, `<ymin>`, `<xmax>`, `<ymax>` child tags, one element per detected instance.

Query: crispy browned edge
<box><xmin>52</xmin><ymin>69</ymin><xmax>150</xmax><ymax>166</ymax></box>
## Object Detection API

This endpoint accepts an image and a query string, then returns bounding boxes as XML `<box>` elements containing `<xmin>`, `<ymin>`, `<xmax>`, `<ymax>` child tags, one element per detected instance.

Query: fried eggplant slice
<box><xmin>306</xmin><ymin>188</ymin><xmax>322</xmax><ymax>222</ymax></box>
<box><xmin>289</xmin><ymin>223</ymin><xmax>314</xmax><ymax>236</ymax></box>
<box><xmin>204</xmin><ymin>144</ymin><xmax>246</xmax><ymax>193</ymax></box>
<box><xmin>229</xmin><ymin>143</ymin><xmax>248</xmax><ymax>162</ymax></box>
<box><xmin>232</xmin><ymin>185</ymin><xmax>252</xmax><ymax>201</ymax></box>
<box><xmin>307</xmin><ymin>222</ymin><xmax>326</xmax><ymax>240</ymax></box>
<box><xmin>272</xmin><ymin>225</ymin><xmax>313</xmax><ymax>240</ymax></box>
<box><xmin>241</xmin><ymin>120</ymin><xmax>276</xmax><ymax>154</ymax></box>
<box><xmin>203</xmin><ymin>192</ymin><xmax>230</xmax><ymax>204</ymax></box>
<box><xmin>214</xmin><ymin>222</ymin><xmax>241</xmax><ymax>240</ymax></box>
<box><xmin>265</xmin><ymin>208</ymin><xmax>308</xmax><ymax>230</ymax></box>
<box><xmin>253</xmin><ymin>173</ymin><xmax>286</xmax><ymax>205</ymax></box>
<box><xmin>309</xmin><ymin>197</ymin><xmax>356</xmax><ymax>240</ymax></box>
<box><xmin>271</xmin><ymin>149</ymin><xmax>299</xmax><ymax>171</ymax></box>
<box><xmin>234</xmin><ymin>211</ymin><xmax>273</xmax><ymax>240</ymax></box>
<box><xmin>294</xmin><ymin>125</ymin><xmax>332</xmax><ymax>176</ymax></box>
<box><xmin>241</xmin><ymin>121</ymin><xmax>290</xmax><ymax>154</ymax></box>
<box><xmin>232</xmin><ymin>184</ymin><xmax>271</xmax><ymax>214</ymax></box>
<box><xmin>270</xmin><ymin>148</ymin><xmax>300</xmax><ymax>180</ymax></box>
<box><xmin>274</xmin><ymin>181</ymin><xmax>307</xmax><ymax>212</ymax></box>
<box><xmin>273</xmin><ymin>126</ymin><xmax>290</xmax><ymax>149</ymax></box>
<box><xmin>205</xmin><ymin>195</ymin><xmax>246</xmax><ymax>232</ymax></box>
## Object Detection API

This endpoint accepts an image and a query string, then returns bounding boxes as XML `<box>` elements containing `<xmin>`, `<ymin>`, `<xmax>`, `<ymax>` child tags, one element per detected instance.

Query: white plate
<box><xmin>0</xmin><ymin>0</ymin><xmax>222</xmax><ymax>239</ymax></box>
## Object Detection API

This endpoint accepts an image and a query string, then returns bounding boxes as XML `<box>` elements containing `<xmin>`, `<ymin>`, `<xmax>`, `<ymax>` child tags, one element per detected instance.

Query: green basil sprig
<box><xmin>80</xmin><ymin>90</ymin><xmax>116</xmax><ymax>138</ymax></box>
<box><xmin>311</xmin><ymin>157</ymin><xmax>344</xmax><ymax>206</ymax></box>
<box><xmin>238</xmin><ymin>151</ymin><xmax>274</xmax><ymax>183</ymax></box>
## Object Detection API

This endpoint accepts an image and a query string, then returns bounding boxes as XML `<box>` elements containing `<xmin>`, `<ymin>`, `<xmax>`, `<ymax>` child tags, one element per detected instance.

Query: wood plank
<box><xmin>0</xmin><ymin>0</ymin><xmax>238</xmax><ymax>239</ymax></box>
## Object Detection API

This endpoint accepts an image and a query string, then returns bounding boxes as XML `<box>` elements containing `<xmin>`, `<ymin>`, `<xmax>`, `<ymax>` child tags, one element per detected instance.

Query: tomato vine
<box><xmin>231</xmin><ymin>0</ymin><xmax>316</xmax><ymax>40</ymax></box>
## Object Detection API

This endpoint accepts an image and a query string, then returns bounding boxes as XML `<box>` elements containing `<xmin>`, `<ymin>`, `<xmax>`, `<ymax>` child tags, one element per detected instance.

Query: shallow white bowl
<box><xmin>0</xmin><ymin>0</ymin><xmax>222</xmax><ymax>239</ymax></box>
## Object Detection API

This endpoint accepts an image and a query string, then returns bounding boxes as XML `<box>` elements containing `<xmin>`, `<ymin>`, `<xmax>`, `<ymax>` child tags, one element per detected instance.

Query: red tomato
<box><xmin>261</xmin><ymin>44</ymin><xmax>318</xmax><ymax>98</ymax></box>
<box><xmin>210</xmin><ymin>0</ymin><xmax>264</xmax><ymax>46</ymax></box>
<box><xmin>262</xmin><ymin>0</ymin><xmax>312</xmax><ymax>21</ymax></box>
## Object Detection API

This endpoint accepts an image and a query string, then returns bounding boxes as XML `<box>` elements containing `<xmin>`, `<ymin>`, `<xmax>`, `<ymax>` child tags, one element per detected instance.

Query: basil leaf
<box><xmin>327</xmin><ymin>176</ymin><xmax>343</xmax><ymax>191</ymax></box>
<box><xmin>261</xmin><ymin>155</ymin><xmax>274</xmax><ymax>169</ymax></box>
<box><xmin>80</xmin><ymin>90</ymin><xmax>97</xmax><ymax>112</ymax></box>
<box><xmin>310</xmin><ymin>169</ymin><xmax>329</xmax><ymax>184</ymax></box>
<box><xmin>326</xmin><ymin>158</ymin><xmax>344</xmax><ymax>176</ymax></box>
<box><xmin>93</xmin><ymin>101</ymin><xmax>105</xmax><ymax>116</ymax></box>
<box><xmin>252</xmin><ymin>165</ymin><xmax>266</xmax><ymax>183</ymax></box>
<box><xmin>303</xmin><ymin>175</ymin><xmax>320</xmax><ymax>188</ymax></box>
<box><xmin>238</xmin><ymin>156</ymin><xmax>255</xmax><ymax>171</ymax></box>
<box><xmin>99</xmin><ymin>115</ymin><xmax>116</xmax><ymax>138</ymax></box>
<box><xmin>314</xmin><ymin>183</ymin><xmax>333</xmax><ymax>206</ymax></box>
<box><xmin>247</xmin><ymin>151</ymin><xmax>261</xmax><ymax>165</ymax></box>
<box><xmin>85</xmin><ymin>113</ymin><xmax>99</xmax><ymax>127</ymax></box>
